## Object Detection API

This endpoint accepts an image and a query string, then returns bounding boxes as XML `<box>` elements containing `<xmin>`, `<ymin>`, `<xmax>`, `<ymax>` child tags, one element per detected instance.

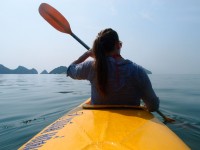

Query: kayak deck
<box><xmin>19</xmin><ymin>99</ymin><xmax>190</xmax><ymax>150</ymax></box>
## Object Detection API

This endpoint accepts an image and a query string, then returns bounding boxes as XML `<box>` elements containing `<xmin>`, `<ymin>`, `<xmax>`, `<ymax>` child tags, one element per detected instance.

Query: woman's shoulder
<box><xmin>123</xmin><ymin>59</ymin><xmax>146</xmax><ymax>74</ymax></box>
<box><xmin>123</xmin><ymin>59</ymin><xmax>141</xmax><ymax>68</ymax></box>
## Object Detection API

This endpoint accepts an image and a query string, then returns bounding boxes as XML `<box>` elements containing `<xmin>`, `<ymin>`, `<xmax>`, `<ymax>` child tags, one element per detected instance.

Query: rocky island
<box><xmin>40</xmin><ymin>70</ymin><xmax>48</xmax><ymax>74</ymax></box>
<box><xmin>49</xmin><ymin>66</ymin><xmax>68</xmax><ymax>74</ymax></box>
<box><xmin>0</xmin><ymin>64</ymin><xmax>38</xmax><ymax>74</ymax></box>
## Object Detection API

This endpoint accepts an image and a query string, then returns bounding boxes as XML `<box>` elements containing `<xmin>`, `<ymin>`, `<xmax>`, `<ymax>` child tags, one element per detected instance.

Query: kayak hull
<box><xmin>19</xmin><ymin>99</ymin><xmax>190</xmax><ymax>150</ymax></box>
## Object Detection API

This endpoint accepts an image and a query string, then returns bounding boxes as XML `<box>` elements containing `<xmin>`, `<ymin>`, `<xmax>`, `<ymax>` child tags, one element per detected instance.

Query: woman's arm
<box><xmin>72</xmin><ymin>50</ymin><xmax>94</xmax><ymax>65</ymax></box>
<box><xmin>138</xmin><ymin>68</ymin><xmax>160</xmax><ymax>112</ymax></box>
<box><xmin>67</xmin><ymin>50</ymin><xmax>94</xmax><ymax>80</ymax></box>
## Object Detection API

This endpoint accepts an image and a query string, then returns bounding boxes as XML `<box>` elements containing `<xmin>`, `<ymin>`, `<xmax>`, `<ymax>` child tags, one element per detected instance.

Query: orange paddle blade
<box><xmin>39</xmin><ymin>3</ymin><xmax>72</xmax><ymax>34</ymax></box>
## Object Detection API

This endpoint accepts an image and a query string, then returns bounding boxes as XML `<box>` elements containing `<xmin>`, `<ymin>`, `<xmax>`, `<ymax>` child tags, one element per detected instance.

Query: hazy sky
<box><xmin>0</xmin><ymin>0</ymin><xmax>200</xmax><ymax>74</ymax></box>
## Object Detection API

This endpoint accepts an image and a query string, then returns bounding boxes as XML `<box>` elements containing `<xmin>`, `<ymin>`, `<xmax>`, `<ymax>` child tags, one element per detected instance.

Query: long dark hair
<box><xmin>92</xmin><ymin>28</ymin><xmax>119</xmax><ymax>96</ymax></box>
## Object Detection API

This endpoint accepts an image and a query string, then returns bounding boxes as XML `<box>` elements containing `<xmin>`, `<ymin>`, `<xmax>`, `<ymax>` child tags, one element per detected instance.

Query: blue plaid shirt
<box><xmin>67</xmin><ymin>57</ymin><xmax>159</xmax><ymax>111</ymax></box>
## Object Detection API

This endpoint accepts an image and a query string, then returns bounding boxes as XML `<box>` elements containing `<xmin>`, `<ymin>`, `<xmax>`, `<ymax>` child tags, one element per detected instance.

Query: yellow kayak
<box><xmin>19</xmin><ymin>99</ymin><xmax>190</xmax><ymax>150</ymax></box>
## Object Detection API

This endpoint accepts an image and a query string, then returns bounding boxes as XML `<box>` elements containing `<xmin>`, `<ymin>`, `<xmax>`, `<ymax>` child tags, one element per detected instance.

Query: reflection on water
<box><xmin>0</xmin><ymin>74</ymin><xmax>200</xmax><ymax>149</ymax></box>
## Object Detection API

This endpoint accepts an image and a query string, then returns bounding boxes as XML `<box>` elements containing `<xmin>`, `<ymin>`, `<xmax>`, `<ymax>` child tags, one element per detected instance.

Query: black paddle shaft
<box><xmin>71</xmin><ymin>32</ymin><xmax>90</xmax><ymax>50</ymax></box>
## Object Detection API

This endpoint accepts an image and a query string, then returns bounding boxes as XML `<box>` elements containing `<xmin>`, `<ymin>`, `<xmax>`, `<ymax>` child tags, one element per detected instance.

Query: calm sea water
<box><xmin>0</xmin><ymin>74</ymin><xmax>199</xmax><ymax>150</ymax></box>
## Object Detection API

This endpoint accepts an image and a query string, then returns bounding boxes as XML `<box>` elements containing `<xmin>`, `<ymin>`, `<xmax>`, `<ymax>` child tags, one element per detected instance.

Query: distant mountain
<box><xmin>0</xmin><ymin>64</ymin><xmax>11</xmax><ymax>74</ymax></box>
<box><xmin>49</xmin><ymin>66</ymin><xmax>67</xmax><ymax>74</ymax></box>
<box><xmin>144</xmin><ymin>68</ymin><xmax>152</xmax><ymax>74</ymax></box>
<box><xmin>14</xmin><ymin>66</ymin><xmax>38</xmax><ymax>74</ymax></box>
<box><xmin>0</xmin><ymin>64</ymin><xmax>38</xmax><ymax>74</ymax></box>
<box><xmin>40</xmin><ymin>70</ymin><xmax>48</xmax><ymax>74</ymax></box>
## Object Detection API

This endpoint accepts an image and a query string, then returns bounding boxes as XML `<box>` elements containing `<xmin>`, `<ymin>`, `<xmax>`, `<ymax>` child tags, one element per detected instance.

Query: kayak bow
<box><xmin>19</xmin><ymin>99</ymin><xmax>190</xmax><ymax>150</ymax></box>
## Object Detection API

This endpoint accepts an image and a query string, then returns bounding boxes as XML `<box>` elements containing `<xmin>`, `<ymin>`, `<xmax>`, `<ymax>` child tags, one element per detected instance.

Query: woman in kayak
<box><xmin>67</xmin><ymin>28</ymin><xmax>159</xmax><ymax>112</ymax></box>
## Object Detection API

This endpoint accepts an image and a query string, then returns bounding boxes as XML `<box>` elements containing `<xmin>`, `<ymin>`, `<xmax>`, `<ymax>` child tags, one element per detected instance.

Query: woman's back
<box><xmin>90</xmin><ymin>57</ymin><xmax>142</xmax><ymax>105</ymax></box>
<box><xmin>68</xmin><ymin>57</ymin><xmax>156</xmax><ymax>107</ymax></box>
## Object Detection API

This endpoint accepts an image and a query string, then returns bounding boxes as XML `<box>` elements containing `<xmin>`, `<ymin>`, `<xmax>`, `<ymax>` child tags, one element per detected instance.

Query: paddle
<box><xmin>39</xmin><ymin>3</ymin><xmax>90</xmax><ymax>50</ymax></box>
<box><xmin>38</xmin><ymin>3</ymin><xmax>175</xmax><ymax>123</ymax></box>
<box><xmin>157</xmin><ymin>110</ymin><xmax>175</xmax><ymax>123</ymax></box>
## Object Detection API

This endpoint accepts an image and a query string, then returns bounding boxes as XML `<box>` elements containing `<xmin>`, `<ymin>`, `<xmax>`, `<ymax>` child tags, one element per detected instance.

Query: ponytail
<box><xmin>92</xmin><ymin>28</ymin><xmax>119</xmax><ymax>96</ymax></box>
